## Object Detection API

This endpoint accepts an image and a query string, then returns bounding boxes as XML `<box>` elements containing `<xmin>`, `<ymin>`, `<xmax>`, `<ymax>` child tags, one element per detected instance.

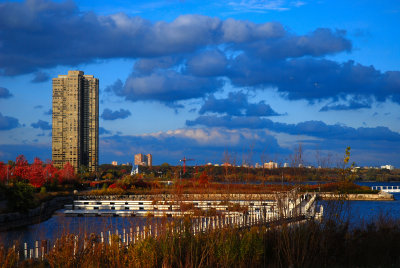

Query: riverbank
<box><xmin>0</xmin><ymin>196</ymin><xmax>73</xmax><ymax>232</ymax></box>
<box><xmin>0</xmin><ymin>190</ymin><xmax>392</xmax><ymax>232</ymax></box>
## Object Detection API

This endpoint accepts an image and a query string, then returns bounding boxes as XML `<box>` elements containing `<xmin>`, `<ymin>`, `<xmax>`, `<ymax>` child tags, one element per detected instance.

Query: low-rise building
<box><xmin>381</xmin><ymin>165</ymin><xmax>395</xmax><ymax>170</ymax></box>
<box><xmin>264</xmin><ymin>161</ymin><xmax>278</xmax><ymax>169</ymax></box>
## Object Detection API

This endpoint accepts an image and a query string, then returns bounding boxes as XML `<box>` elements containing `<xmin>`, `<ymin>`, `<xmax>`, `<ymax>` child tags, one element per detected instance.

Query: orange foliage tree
<box><xmin>57</xmin><ymin>162</ymin><xmax>75</xmax><ymax>184</ymax></box>
<box><xmin>28</xmin><ymin>157</ymin><xmax>45</xmax><ymax>187</ymax></box>
<box><xmin>0</xmin><ymin>162</ymin><xmax>10</xmax><ymax>183</ymax></box>
<box><xmin>43</xmin><ymin>160</ymin><xmax>58</xmax><ymax>184</ymax></box>
<box><xmin>13</xmin><ymin>155</ymin><xmax>29</xmax><ymax>180</ymax></box>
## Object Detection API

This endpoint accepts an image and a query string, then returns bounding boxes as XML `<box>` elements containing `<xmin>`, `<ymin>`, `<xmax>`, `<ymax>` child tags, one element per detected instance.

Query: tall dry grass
<box><xmin>1</xmin><ymin>214</ymin><xmax>399</xmax><ymax>267</ymax></box>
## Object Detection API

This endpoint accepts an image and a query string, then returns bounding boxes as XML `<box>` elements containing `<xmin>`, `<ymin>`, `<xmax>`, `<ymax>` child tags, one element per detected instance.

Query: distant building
<box><xmin>146</xmin><ymin>154</ymin><xmax>152</xmax><ymax>167</ymax></box>
<box><xmin>222</xmin><ymin>162</ymin><xmax>232</xmax><ymax>167</ymax></box>
<box><xmin>283</xmin><ymin>163</ymin><xmax>289</xmax><ymax>168</ymax></box>
<box><xmin>134</xmin><ymin>153</ymin><xmax>152</xmax><ymax>167</ymax></box>
<box><xmin>255</xmin><ymin>163</ymin><xmax>261</xmax><ymax>168</ymax></box>
<box><xmin>381</xmin><ymin>165</ymin><xmax>395</xmax><ymax>170</ymax></box>
<box><xmin>52</xmin><ymin>70</ymin><xmax>99</xmax><ymax>172</ymax></box>
<box><xmin>111</xmin><ymin>161</ymin><xmax>118</xmax><ymax>166</ymax></box>
<box><xmin>264</xmin><ymin>161</ymin><xmax>278</xmax><ymax>169</ymax></box>
<box><xmin>351</xmin><ymin>167</ymin><xmax>361</xmax><ymax>172</ymax></box>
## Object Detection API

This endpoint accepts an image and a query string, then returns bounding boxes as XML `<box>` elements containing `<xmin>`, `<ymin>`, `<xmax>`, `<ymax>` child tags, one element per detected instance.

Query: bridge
<box><xmin>371</xmin><ymin>185</ymin><xmax>400</xmax><ymax>193</ymax></box>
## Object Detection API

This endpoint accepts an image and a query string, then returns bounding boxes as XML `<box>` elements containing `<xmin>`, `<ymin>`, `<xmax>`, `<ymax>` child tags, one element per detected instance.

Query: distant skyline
<box><xmin>0</xmin><ymin>0</ymin><xmax>399</xmax><ymax>167</ymax></box>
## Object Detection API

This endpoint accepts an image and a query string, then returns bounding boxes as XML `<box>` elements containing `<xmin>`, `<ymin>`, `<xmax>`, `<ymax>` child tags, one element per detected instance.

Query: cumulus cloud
<box><xmin>0</xmin><ymin>112</ymin><xmax>19</xmax><ymax>130</ymax></box>
<box><xmin>99</xmin><ymin>127</ymin><xmax>112</xmax><ymax>135</ymax></box>
<box><xmin>228</xmin><ymin>56</ymin><xmax>400</xmax><ymax>104</ymax></box>
<box><xmin>199</xmin><ymin>92</ymin><xmax>281</xmax><ymax>116</ymax></box>
<box><xmin>134</xmin><ymin>56</ymin><xmax>182</xmax><ymax>74</ymax></box>
<box><xmin>100</xmin><ymin>127</ymin><xmax>288</xmax><ymax>164</ymax></box>
<box><xmin>186</xmin><ymin>50</ymin><xmax>227</xmax><ymax>77</ymax></box>
<box><xmin>0</xmin><ymin>0</ymin><xmax>347</xmax><ymax>76</ymax></box>
<box><xmin>44</xmin><ymin>108</ymin><xmax>52</xmax><ymax>115</ymax></box>
<box><xmin>31</xmin><ymin>119</ymin><xmax>51</xmax><ymax>130</ymax></box>
<box><xmin>31</xmin><ymin>71</ymin><xmax>50</xmax><ymax>83</ymax></box>
<box><xmin>104</xmin><ymin>79</ymin><xmax>123</xmax><ymax>93</ymax></box>
<box><xmin>319</xmin><ymin>99</ymin><xmax>371</xmax><ymax>112</ymax></box>
<box><xmin>0</xmin><ymin>87</ymin><xmax>12</xmax><ymax>99</ymax></box>
<box><xmin>228</xmin><ymin>0</ymin><xmax>306</xmax><ymax>12</ymax></box>
<box><xmin>185</xmin><ymin>116</ymin><xmax>400</xmax><ymax>166</ymax></box>
<box><xmin>187</xmin><ymin>115</ymin><xmax>400</xmax><ymax>142</ymax></box>
<box><xmin>117</xmin><ymin>71</ymin><xmax>223</xmax><ymax>103</ymax></box>
<box><xmin>235</xmin><ymin>28</ymin><xmax>351</xmax><ymax>60</ymax></box>
<box><xmin>101</xmin><ymin>108</ymin><xmax>131</xmax><ymax>120</ymax></box>
<box><xmin>1</xmin><ymin>0</ymin><xmax>398</xmax><ymax>107</ymax></box>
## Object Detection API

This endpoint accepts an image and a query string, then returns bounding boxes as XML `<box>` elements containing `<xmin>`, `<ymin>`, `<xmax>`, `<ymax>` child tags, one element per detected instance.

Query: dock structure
<box><xmin>371</xmin><ymin>185</ymin><xmax>400</xmax><ymax>193</ymax></box>
<box><xmin>63</xmin><ymin>199</ymin><xmax>278</xmax><ymax>217</ymax></box>
<box><xmin>62</xmin><ymin>190</ymin><xmax>321</xmax><ymax>220</ymax></box>
<box><xmin>12</xmin><ymin>191</ymin><xmax>322</xmax><ymax>262</ymax></box>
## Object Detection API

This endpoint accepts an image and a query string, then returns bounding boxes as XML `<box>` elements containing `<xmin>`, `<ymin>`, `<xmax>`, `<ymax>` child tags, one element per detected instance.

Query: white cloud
<box><xmin>228</xmin><ymin>0</ymin><xmax>306</xmax><ymax>12</ymax></box>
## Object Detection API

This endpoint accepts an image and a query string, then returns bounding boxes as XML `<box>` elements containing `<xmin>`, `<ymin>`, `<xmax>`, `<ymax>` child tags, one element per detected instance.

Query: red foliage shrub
<box><xmin>198</xmin><ymin>171</ymin><xmax>209</xmax><ymax>186</ymax></box>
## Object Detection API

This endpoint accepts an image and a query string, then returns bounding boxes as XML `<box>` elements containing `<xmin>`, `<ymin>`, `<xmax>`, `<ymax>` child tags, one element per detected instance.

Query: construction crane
<box><xmin>179</xmin><ymin>157</ymin><xmax>194</xmax><ymax>174</ymax></box>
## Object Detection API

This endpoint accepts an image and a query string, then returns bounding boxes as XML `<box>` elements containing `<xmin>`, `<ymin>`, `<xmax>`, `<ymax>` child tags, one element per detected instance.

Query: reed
<box><xmin>1</xmin><ymin>214</ymin><xmax>400</xmax><ymax>267</ymax></box>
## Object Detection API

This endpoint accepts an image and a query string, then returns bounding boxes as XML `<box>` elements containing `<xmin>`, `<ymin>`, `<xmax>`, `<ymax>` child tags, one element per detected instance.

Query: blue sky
<box><xmin>0</xmin><ymin>0</ymin><xmax>399</xmax><ymax>167</ymax></box>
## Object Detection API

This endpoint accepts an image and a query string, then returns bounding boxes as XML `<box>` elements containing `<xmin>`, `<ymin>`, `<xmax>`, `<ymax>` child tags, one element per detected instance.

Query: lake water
<box><xmin>1</xmin><ymin>181</ymin><xmax>399</xmax><ymax>247</ymax></box>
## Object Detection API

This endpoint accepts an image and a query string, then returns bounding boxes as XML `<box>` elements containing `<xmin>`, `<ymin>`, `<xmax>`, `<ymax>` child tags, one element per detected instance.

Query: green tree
<box><xmin>6</xmin><ymin>182</ymin><xmax>36</xmax><ymax>212</ymax></box>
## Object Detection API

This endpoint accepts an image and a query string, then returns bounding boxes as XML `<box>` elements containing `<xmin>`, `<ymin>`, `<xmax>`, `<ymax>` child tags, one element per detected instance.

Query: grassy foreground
<box><xmin>1</xmin><ymin>216</ymin><xmax>400</xmax><ymax>268</ymax></box>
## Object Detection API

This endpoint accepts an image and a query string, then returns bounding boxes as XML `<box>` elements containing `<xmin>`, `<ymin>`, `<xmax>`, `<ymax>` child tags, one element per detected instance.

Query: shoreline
<box><xmin>0</xmin><ymin>196</ymin><xmax>73</xmax><ymax>232</ymax></box>
<box><xmin>318</xmin><ymin>192</ymin><xmax>394</xmax><ymax>201</ymax></box>
<box><xmin>0</xmin><ymin>191</ymin><xmax>394</xmax><ymax>231</ymax></box>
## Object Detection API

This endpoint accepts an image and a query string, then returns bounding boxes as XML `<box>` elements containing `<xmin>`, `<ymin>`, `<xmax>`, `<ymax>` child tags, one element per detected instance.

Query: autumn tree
<box><xmin>58</xmin><ymin>162</ymin><xmax>75</xmax><ymax>184</ymax></box>
<box><xmin>13</xmin><ymin>155</ymin><xmax>29</xmax><ymax>180</ymax></box>
<box><xmin>29</xmin><ymin>157</ymin><xmax>45</xmax><ymax>187</ymax></box>
<box><xmin>43</xmin><ymin>160</ymin><xmax>58</xmax><ymax>184</ymax></box>
<box><xmin>0</xmin><ymin>162</ymin><xmax>10</xmax><ymax>183</ymax></box>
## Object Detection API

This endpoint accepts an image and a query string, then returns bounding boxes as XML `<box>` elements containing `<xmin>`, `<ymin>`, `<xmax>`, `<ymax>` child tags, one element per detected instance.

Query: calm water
<box><xmin>1</xmin><ymin>181</ymin><xmax>399</xmax><ymax>246</ymax></box>
<box><xmin>349</xmin><ymin>181</ymin><xmax>400</xmax><ymax>224</ymax></box>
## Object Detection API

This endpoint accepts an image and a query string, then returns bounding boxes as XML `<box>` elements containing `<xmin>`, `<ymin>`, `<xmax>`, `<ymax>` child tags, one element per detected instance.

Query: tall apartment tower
<box><xmin>52</xmin><ymin>70</ymin><xmax>99</xmax><ymax>172</ymax></box>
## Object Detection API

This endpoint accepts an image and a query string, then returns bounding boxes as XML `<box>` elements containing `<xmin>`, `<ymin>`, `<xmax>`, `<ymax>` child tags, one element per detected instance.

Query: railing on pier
<box><xmin>8</xmin><ymin>192</ymin><xmax>322</xmax><ymax>262</ymax></box>
<box><xmin>371</xmin><ymin>185</ymin><xmax>400</xmax><ymax>193</ymax></box>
